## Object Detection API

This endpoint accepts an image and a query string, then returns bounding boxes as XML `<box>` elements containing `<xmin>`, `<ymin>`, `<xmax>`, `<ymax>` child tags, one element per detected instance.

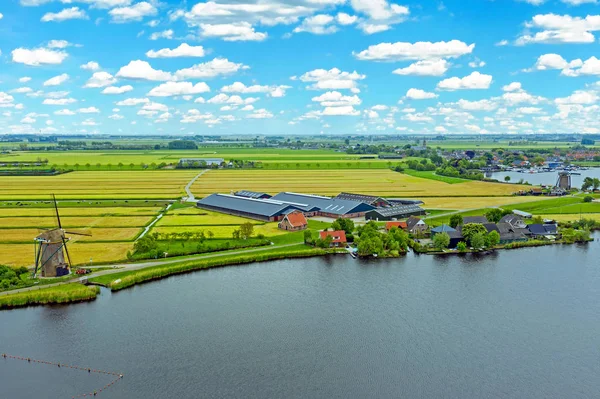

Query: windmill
<box><xmin>556</xmin><ymin>172</ymin><xmax>571</xmax><ymax>190</ymax></box>
<box><xmin>33</xmin><ymin>195</ymin><xmax>91</xmax><ymax>278</ymax></box>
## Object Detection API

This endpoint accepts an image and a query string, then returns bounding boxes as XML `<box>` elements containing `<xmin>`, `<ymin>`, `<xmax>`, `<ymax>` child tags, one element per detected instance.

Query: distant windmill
<box><xmin>33</xmin><ymin>195</ymin><xmax>91</xmax><ymax>278</ymax></box>
<box><xmin>556</xmin><ymin>172</ymin><xmax>572</xmax><ymax>190</ymax></box>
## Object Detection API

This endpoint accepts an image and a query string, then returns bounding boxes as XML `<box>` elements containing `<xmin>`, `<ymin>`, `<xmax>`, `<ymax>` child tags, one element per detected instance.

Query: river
<box><xmin>490</xmin><ymin>168</ymin><xmax>600</xmax><ymax>187</ymax></box>
<box><xmin>1</xmin><ymin>237</ymin><xmax>600</xmax><ymax>398</ymax></box>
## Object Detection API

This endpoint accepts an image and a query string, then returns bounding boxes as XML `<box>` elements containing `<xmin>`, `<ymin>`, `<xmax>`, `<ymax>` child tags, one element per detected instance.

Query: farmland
<box><xmin>191</xmin><ymin>169</ymin><xmax>529</xmax><ymax>198</ymax></box>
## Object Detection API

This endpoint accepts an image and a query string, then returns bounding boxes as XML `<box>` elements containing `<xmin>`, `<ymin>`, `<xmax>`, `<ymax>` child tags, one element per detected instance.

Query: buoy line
<box><xmin>2</xmin><ymin>353</ymin><xmax>124</xmax><ymax>397</ymax></box>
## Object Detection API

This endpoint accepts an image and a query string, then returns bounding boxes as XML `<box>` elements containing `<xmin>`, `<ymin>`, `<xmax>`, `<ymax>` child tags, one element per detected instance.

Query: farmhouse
<box><xmin>500</xmin><ymin>214</ymin><xmax>527</xmax><ymax>229</ymax></box>
<box><xmin>431</xmin><ymin>225</ymin><xmax>463</xmax><ymax>248</ymax></box>
<box><xmin>320</xmin><ymin>230</ymin><xmax>347</xmax><ymax>247</ymax></box>
<box><xmin>462</xmin><ymin>216</ymin><xmax>489</xmax><ymax>224</ymax></box>
<box><xmin>528</xmin><ymin>224</ymin><xmax>558</xmax><ymax>239</ymax></box>
<box><xmin>385</xmin><ymin>221</ymin><xmax>407</xmax><ymax>231</ymax></box>
<box><xmin>497</xmin><ymin>222</ymin><xmax>528</xmax><ymax>243</ymax></box>
<box><xmin>178</xmin><ymin>158</ymin><xmax>224</xmax><ymax>167</ymax></box>
<box><xmin>271</xmin><ymin>192</ymin><xmax>375</xmax><ymax>218</ymax></box>
<box><xmin>406</xmin><ymin>216</ymin><xmax>428</xmax><ymax>235</ymax></box>
<box><xmin>278</xmin><ymin>211</ymin><xmax>308</xmax><ymax>231</ymax></box>
<box><xmin>197</xmin><ymin>194</ymin><xmax>317</xmax><ymax>222</ymax></box>
<box><xmin>365</xmin><ymin>204</ymin><xmax>426</xmax><ymax>221</ymax></box>
<box><xmin>335</xmin><ymin>192</ymin><xmax>391</xmax><ymax>207</ymax></box>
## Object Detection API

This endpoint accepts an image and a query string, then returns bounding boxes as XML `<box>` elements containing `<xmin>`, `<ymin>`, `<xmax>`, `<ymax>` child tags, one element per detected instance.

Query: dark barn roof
<box><xmin>367</xmin><ymin>204</ymin><xmax>425</xmax><ymax>218</ymax></box>
<box><xmin>197</xmin><ymin>194</ymin><xmax>314</xmax><ymax>219</ymax></box>
<box><xmin>335</xmin><ymin>192</ymin><xmax>390</xmax><ymax>205</ymax></box>
<box><xmin>271</xmin><ymin>192</ymin><xmax>375</xmax><ymax>216</ymax></box>
<box><xmin>483</xmin><ymin>223</ymin><xmax>500</xmax><ymax>233</ymax></box>
<box><xmin>388</xmin><ymin>198</ymin><xmax>425</xmax><ymax>205</ymax></box>
<box><xmin>234</xmin><ymin>190</ymin><xmax>271</xmax><ymax>199</ymax></box>
<box><xmin>432</xmin><ymin>224</ymin><xmax>457</xmax><ymax>234</ymax></box>
<box><xmin>463</xmin><ymin>216</ymin><xmax>489</xmax><ymax>224</ymax></box>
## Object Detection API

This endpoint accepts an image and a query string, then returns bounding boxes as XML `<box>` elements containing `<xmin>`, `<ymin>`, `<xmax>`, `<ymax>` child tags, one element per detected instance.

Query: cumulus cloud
<box><xmin>12</xmin><ymin>47</ymin><xmax>68</xmax><ymax>66</ymax></box>
<box><xmin>393</xmin><ymin>59</ymin><xmax>449</xmax><ymax>76</ymax></box>
<box><xmin>146</xmin><ymin>43</ymin><xmax>205</xmax><ymax>58</ymax></box>
<box><xmin>437</xmin><ymin>71</ymin><xmax>493</xmax><ymax>90</ymax></box>
<box><xmin>19</xmin><ymin>77</ymin><xmax>32</xmax><ymax>83</ymax></box>
<box><xmin>148</xmin><ymin>81</ymin><xmax>211</xmax><ymax>97</ymax></box>
<box><xmin>78</xmin><ymin>106</ymin><xmax>100</xmax><ymax>113</ymax></box>
<box><xmin>149</xmin><ymin>29</ymin><xmax>173</xmax><ymax>40</ymax></box>
<box><xmin>84</xmin><ymin>71</ymin><xmax>117</xmax><ymax>88</ymax></box>
<box><xmin>555</xmin><ymin>90</ymin><xmax>598</xmax><ymax>104</ymax></box>
<box><xmin>116</xmin><ymin>97</ymin><xmax>149</xmax><ymax>106</ymax></box>
<box><xmin>102</xmin><ymin>85</ymin><xmax>133</xmax><ymax>94</ymax></box>
<box><xmin>109</xmin><ymin>1</ymin><xmax>157</xmax><ymax>23</ymax></box>
<box><xmin>354</xmin><ymin>40</ymin><xmax>475</xmax><ymax>61</ymax></box>
<box><xmin>312</xmin><ymin>91</ymin><xmax>362</xmax><ymax>107</ymax></box>
<box><xmin>502</xmin><ymin>82</ymin><xmax>522</xmax><ymax>92</ymax></box>
<box><xmin>297</xmin><ymin>67</ymin><xmax>366</xmax><ymax>91</ymax></box>
<box><xmin>81</xmin><ymin>61</ymin><xmax>100</xmax><ymax>71</ymax></box>
<box><xmin>457</xmin><ymin>99</ymin><xmax>497</xmax><ymax>111</ymax></box>
<box><xmin>294</xmin><ymin>14</ymin><xmax>338</xmax><ymax>34</ymax></box>
<box><xmin>220</xmin><ymin>82</ymin><xmax>291</xmax><ymax>97</ymax></box>
<box><xmin>405</xmin><ymin>88</ymin><xmax>438</xmax><ymax>100</ymax></box>
<box><xmin>116</xmin><ymin>60</ymin><xmax>173</xmax><ymax>81</ymax></box>
<box><xmin>516</xmin><ymin>13</ymin><xmax>600</xmax><ymax>45</ymax></box>
<box><xmin>43</xmin><ymin>98</ymin><xmax>77</xmax><ymax>105</ymax></box>
<box><xmin>41</xmin><ymin>7</ymin><xmax>87</xmax><ymax>22</ymax></box>
<box><xmin>246</xmin><ymin>108</ymin><xmax>274</xmax><ymax>119</ymax></box>
<box><xmin>54</xmin><ymin>109</ymin><xmax>76</xmax><ymax>116</ymax></box>
<box><xmin>174</xmin><ymin>58</ymin><xmax>248</xmax><ymax>80</ymax></box>
<box><xmin>199</xmin><ymin>22</ymin><xmax>267</xmax><ymax>41</ymax></box>
<box><xmin>43</xmin><ymin>73</ymin><xmax>69</xmax><ymax>87</ymax></box>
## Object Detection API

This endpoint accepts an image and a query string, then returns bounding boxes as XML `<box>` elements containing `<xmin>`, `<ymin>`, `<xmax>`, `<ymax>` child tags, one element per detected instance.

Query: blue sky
<box><xmin>1</xmin><ymin>0</ymin><xmax>600</xmax><ymax>136</ymax></box>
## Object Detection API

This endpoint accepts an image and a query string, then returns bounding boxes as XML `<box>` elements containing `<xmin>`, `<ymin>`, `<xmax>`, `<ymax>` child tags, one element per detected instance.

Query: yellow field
<box><xmin>0</xmin><ymin>170</ymin><xmax>199</xmax><ymax>200</ymax></box>
<box><xmin>540</xmin><ymin>214</ymin><xmax>600</xmax><ymax>222</ymax></box>
<box><xmin>0</xmin><ymin>206</ymin><xmax>160</xmax><ymax>217</ymax></box>
<box><xmin>0</xmin><ymin>216</ymin><xmax>153</xmax><ymax>228</ymax></box>
<box><xmin>192</xmin><ymin>169</ymin><xmax>528</xmax><ymax>198</ymax></box>
<box><xmin>2</xmin><ymin>242</ymin><xmax>133</xmax><ymax>267</ymax></box>
<box><xmin>154</xmin><ymin>223</ymin><xmax>284</xmax><ymax>238</ymax></box>
<box><xmin>421</xmin><ymin>196</ymin><xmax>554</xmax><ymax>210</ymax></box>
<box><xmin>157</xmin><ymin>211</ymin><xmax>262</xmax><ymax>226</ymax></box>
<box><xmin>0</xmin><ymin>228</ymin><xmax>141</xmax><ymax>243</ymax></box>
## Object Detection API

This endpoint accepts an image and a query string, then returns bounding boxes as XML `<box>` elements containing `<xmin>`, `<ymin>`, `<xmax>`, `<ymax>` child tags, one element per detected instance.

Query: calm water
<box><xmin>1</xmin><ymin>237</ymin><xmax>600</xmax><ymax>399</ymax></box>
<box><xmin>490</xmin><ymin>168</ymin><xmax>600</xmax><ymax>187</ymax></box>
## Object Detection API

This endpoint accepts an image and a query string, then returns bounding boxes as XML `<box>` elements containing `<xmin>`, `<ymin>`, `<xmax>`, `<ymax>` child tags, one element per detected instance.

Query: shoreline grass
<box><xmin>0</xmin><ymin>284</ymin><xmax>99</xmax><ymax>310</ymax></box>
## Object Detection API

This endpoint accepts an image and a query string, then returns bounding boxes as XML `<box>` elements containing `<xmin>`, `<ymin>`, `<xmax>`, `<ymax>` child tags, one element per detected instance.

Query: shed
<box><xmin>463</xmin><ymin>216</ymin><xmax>489</xmax><ymax>224</ymax></box>
<box><xmin>513</xmin><ymin>210</ymin><xmax>533</xmax><ymax>219</ymax></box>
<box><xmin>365</xmin><ymin>204</ymin><xmax>426</xmax><ymax>221</ymax></box>
<box><xmin>335</xmin><ymin>192</ymin><xmax>391</xmax><ymax>207</ymax></box>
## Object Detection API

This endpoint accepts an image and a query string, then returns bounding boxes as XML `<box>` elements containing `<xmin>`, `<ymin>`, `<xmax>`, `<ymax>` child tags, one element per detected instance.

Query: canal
<box><xmin>1</xmin><ymin>236</ymin><xmax>599</xmax><ymax>398</ymax></box>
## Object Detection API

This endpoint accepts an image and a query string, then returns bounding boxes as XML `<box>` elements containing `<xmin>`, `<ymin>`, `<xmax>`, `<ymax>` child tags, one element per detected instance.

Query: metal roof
<box><xmin>271</xmin><ymin>192</ymin><xmax>375</xmax><ymax>216</ymax></box>
<box><xmin>432</xmin><ymin>224</ymin><xmax>456</xmax><ymax>233</ymax></box>
<box><xmin>234</xmin><ymin>190</ymin><xmax>271</xmax><ymax>199</ymax></box>
<box><xmin>197</xmin><ymin>194</ymin><xmax>308</xmax><ymax>217</ymax></box>
<box><xmin>367</xmin><ymin>204</ymin><xmax>424</xmax><ymax>217</ymax></box>
<box><xmin>335</xmin><ymin>192</ymin><xmax>389</xmax><ymax>204</ymax></box>
<box><xmin>513</xmin><ymin>210</ymin><xmax>533</xmax><ymax>218</ymax></box>
<box><xmin>463</xmin><ymin>216</ymin><xmax>489</xmax><ymax>224</ymax></box>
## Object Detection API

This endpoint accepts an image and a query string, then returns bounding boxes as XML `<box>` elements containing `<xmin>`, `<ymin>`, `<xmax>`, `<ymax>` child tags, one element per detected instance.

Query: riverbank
<box><xmin>0</xmin><ymin>284</ymin><xmax>99</xmax><ymax>310</ymax></box>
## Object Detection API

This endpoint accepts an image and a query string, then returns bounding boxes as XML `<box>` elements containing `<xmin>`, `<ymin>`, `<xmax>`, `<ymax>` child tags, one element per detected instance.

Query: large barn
<box><xmin>365</xmin><ymin>204</ymin><xmax>426</xmax><ymax>221</ymax></box>
<box><xmin>335</xmin><ymin>192</ymin><xmax>391</xmax><ymax>207</ymax></box>
<box><xmin>270</xmin><ymin>192</ymin><xmax>375</xmax><ymax>218</ymax></box>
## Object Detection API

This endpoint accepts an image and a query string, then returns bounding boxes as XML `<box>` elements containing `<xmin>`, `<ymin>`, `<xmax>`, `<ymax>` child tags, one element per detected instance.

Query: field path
<box><xmin>184</xmin><ymin>170</ymin><xmax>208</xmax><ymax>202</ymax></box>
<box><xmin>0</xmin><ymin>242</ymin><xmax>303</xmax><ymax>296</ymax></box>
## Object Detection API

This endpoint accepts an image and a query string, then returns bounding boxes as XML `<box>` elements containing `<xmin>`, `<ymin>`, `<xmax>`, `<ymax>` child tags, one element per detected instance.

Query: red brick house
<box><xmin>319</xmin><ymin>230</ymin><xmax>347</xmax><ymax>247</ymax></box>
<box><xmin>385</xmin><ymin>221</ymin><xmax>407</xmax><ymax>231</ymax></box>
<box><xmin>278</xmin><ymin>211</ymin><xmax>308</xmax><ymax>231</ymax></box>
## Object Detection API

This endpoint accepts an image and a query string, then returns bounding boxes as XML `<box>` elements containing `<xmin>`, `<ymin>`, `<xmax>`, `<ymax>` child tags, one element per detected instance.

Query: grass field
<box><xmin>401</xmin><ymin>169</ymin><xmax>468</xmax><ymax>184</ymax></box>
<box><xmin>0</xmin><ymin>170</ymin><xmax>199</xmax><ymax>200</ymax></box>
<box><xmin>0</xmin><ymin>215</ymin><xmax>153</xmax><ymax>228</ymax></box>
<box><xmin>3</xmin><ymin>242</ymin><xmax>133</xmax><ymax>267</ymax></box>
<box><xmin>0</xmin><ymin>206</ymin><xmax>160</xmax><ymax>217</ymax></box>
<box><xmin>0</xmin><ymin>228</ymin><xmax>142</xmax><ymax>243</ymax></box>
<box><xmin>420</xmin><ymin>196</ymin><xmax>553</xmax><ymax>210</ymax></box>
<box><xmin>192</xmin><ymin>169</ymin><xmax>529</xmax><ymax>198</ymax></box>
<box><xmin>504</xmin><ymin>196</ymin><xmax>600</xmax><ymax>214</ymax></box>
<box><xmin>154</xmin><ymin>223</ymin><xmax>285</xmax><ymax>239</ymax></box>
<box><xmin>157</xmin><ymin>210</ymin><xmax>263</xmax><ymax>226</ymax></box>
<box><xmin>540</xmin><ymin>213</ymin><xmax>600</xmax><ymax>222</ymax></box>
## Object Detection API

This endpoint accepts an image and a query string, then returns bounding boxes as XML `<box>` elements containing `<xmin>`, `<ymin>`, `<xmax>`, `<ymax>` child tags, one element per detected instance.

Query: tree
<box><xmin>433</xmin><ymin>232</ymin><xmax>450</xmax><ymax>250</ymax></box>
<box><xmin>461</xmin><ymin>223</ymin><xmax>488</xmax><ymax>245</ymax></box>
<box><xmin>332</xmin><ymin>218</ymin><xmax>355</xmax><ymax>234</ymax></box>
<box><xmin>470</xmin><ymin>232</ymin><xmax>485</xmax><ymax>249</ymax></box>
<box><xmin>232</xmin><ymin>229</ymin><xmax>241</xmax><ymax>239</ymax></box>
<box><xmin>456</xmin><ymin>241</ymin><xmax>467</xmax><ymax>252</ymax></box>
<box><xmin>449</xmin><ymin>214</ymin><xmax>463</xmax><ymax>228</ymax></box>
<box><xmin>584</xmin><ymin>196</ymin><xmax>593</xmax><ymax>203</ymax></box>
<box><xmin>504</xmin><ymin>175</ymin><xmax>511</xmax><ymax>182</ymax></box>
<box><xmin>485</xmin><ymin>208</ymin><xmax>504</xmax><ymax>223</ymax></box>
<box><xmin>239</xmin><ymin>222</ymin><xmax>254</xmax><ymax>239</ymax></box>
<box><xmin>134</xmin><ymin>236</ymin><xmax>158</xmax><ymax>254</ymax></box>
<box><xmin>303</xmin><ymin>230</ymin><xmax>313</xmax><ymax>244</ymax></box>
<box><xmin>486</xmin><ymin>230</ymin><xmax>500</xmax><ymax>247</ymax></box>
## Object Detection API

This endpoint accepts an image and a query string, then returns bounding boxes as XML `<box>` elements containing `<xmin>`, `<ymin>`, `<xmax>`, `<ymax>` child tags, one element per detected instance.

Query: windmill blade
<box><xmin>53</xmin><ymin>194</ymin><xmax>62</xmax><ymax>230</ymax></box>
<box><xmin>64</xmin><ymin>231</ymin><xmax>92</xmax><ymax>237</ymax></box>
<box><xmin>62</xmin><ymin>237</ymin><xmax>72</xmax><ymax>269</ymax></box>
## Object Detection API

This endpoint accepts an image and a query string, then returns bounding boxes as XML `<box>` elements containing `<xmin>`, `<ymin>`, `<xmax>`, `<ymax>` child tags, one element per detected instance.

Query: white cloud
<box><xmin>199</xmin><ymin>22</ymin><xmax>267</xmax><ymax>41</ymax></box>
<box><xmin>516</xmin><ymin>13</ymin><xmax>600</xmax><ymax>45</ymax></box>
<box><xmin>174</xmin><ymin>58</ymin><xmax>248</xmax><ymax>79</ymax></box>
<box><xmin>41</xmin><ymin>7</ymin><xmax>87</xmax><ymax>22</ymax></box>
<box><xmin>78</xmin><ymin>107</ymin><xmax>100</xmax><ymax>113</ymax></box>
<box><xmin>435</xmin><ymin>126</ymin><xmax>447</xmax><ymax>133</ymax></box>
<box><xmin>43</xmin><ymin>73</ymin><xmax>69</xmax><ymax>87</ymax></box>
<box><xmin>116</xmin><ymin>60</ymin><xmax>173</xmax><ymax>81</ymax></box>
<box><xmin>146</xmin><ymin>43</ymin><xmax>205</xmax><ymax>58</ymax></box>
<box><xmin>502</xmin><ymin>82</ymin><xmax>522</xmax><ymax>92</ymax></box>
<box><xmin>298</xmin><ymin>67</ymin><xmax>365</xmax><ymax>91</ymax></box>
<box><xmin>221</xmin><ymin>82</ymin><xmax>291</xmax><ymax>97</ymax></box>
<box><xmin>354</xmin><ymin>40</ymin><xmax>475</xmax><ymax>61</ymax></box>
<box><xmin>19</xmin><ymin>77</ymin><xmax>32</xmax><ymax>83</ymax></box>
<box><xmin>207</xmin><ymin>93</ymin><xmax>257</xmax><ymax>104</ymax></box>
<box><xmin>116</xmin><ymin>97</ymin><xmax>149</xmax><ymax>106</ymax></box>
<box><xmin>468</xmin><ymin>60</ymin><xmax>486</xmax><ymax>68</ymax></box>
<box><xmin>149</xmin><ymin>29</ymin><xmax>173</xmax><ymax>40</ymax></box>
<box><xmin>337</xmin><ymin>12</ymin><xmax>357</xmax><ymax>25</ymax></box>
<box><xmin>43</xmin><ymin>98</ymin><xmax>77</xmax><ymax>105</ymax></box>
<box><xmin>405</xmin><ymin>88</ymin><xmax>438</xmax><ymax>99</ymax></box>
<box><xmin>457</xmin><ymin>99</ymin><xmax>497</xmax><ymax>111</ymax></box>
<box><xmin>437</xmin><ymin>71</ymin><xmax>493</xmax><ymax>90</ymax></box>
<box><xmin>11</xmin><ymin>87</ymin><xmax>33</xmax><ymax>94</ymax></box>
<box><xmin>555</xmin><ymin>90</ymin><xmax>598</xmax><ymax>104</ymax></box>
<box><xmin>54</xmin><ymin>109</ymin><xmax>76</xmax><ymax>116</ymax></box>
<box><xmin>47</xmin><ymin>40</ymin><xmax>71</xmax><ymax>49</ymax></box>
<box><xmin>359</xmin><ymin>23</ymin><xmax>391</xmax><ymax>34</ymax></box>
<box><xmin>0</xmin><ymin>13</ymin><xmax>3</xmax><ymax>20</ymax></box>
<box><xmin>12</xmin><ymin>47</ymin><xmax>68</xmax><ymax>66</ymax></box>
<box><xmin>393</xmin><ymin>59</ymin><xmax>449</xmax><ymax>76</ymax></box>
<box><xmin>102</xmin><ymin>85</ymin><xmax>134</xmax><ymax>94</ymax></box>
<box><xmin>350</xmin><ymin>0</ymin><xmax>409</xmax><ymax>20</ymax></box>
<box><xmin>0</xmin><ymin>92</ymin><xmax>15</xmax><ymax>108</ymax></box>
<box><xmin>502</xmin><ymin>91</ymin><xmax>545</xmax><ymax>105</ymax></box>
<box><xmin>109</xmin><ymin>113</ymin><xmax>125</xmax><ymax>120</ymax></box>
<box><xmin>312</xmin><ymin>91</ymin><xmax>362</xmax><ymax>107</ymax></box>
<box><xmin>109</xmin><ymin>1</ymin><xmax>157</xmax><ymax>23</ymax></box>
<box><xmin>84</xmin><ymin>71</ymin><xmax>117</xmax><ymax>88</ymax></box>
<box><xmin>247</xmin><ymin>108</ymin><xmax>274</xmax><ymax>119</ymax></box>
<box><xmin>148</xmin><ymin>81</ymin><xmax>210</xmax><ymax>97</ymax></box>
<box><xmin>81</xmin><ymin>61</ymin><xmax>100</xmax><ymax>71</ymax></box>
<box><xmin>294</xmin><ymin>14</ymin><xmax>338</xmax><ymax>35</ymax></box>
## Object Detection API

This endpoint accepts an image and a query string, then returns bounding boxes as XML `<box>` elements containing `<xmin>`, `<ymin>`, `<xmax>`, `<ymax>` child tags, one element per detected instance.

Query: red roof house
<box><xmin>278</xmin><ymin>210</ymin><xmax>308</xmax><ymax>231</ymax></box>
<box><xmin>385</xmin><ymin>221</ymin><xmax>407</xmax><ymax>231</ymax></box>
<box><xmin>319</xmin><ymin>230</ymin><xmax>347</xmax><ymax>247</ymax></box>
